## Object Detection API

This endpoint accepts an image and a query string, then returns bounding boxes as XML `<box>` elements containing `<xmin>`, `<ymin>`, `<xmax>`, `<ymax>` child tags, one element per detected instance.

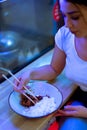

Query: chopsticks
<box><xmin>0</xmin><ymin>67</ymin><xmax>38</xmax><ymax>100</ymax></box>
<box><xmin>7</xmin><ymin>71</ymin><xmax>38</xmax><ymax>101</ymax></box>
<box><xmin>2</xmin><ymin>74</ymin><xmax>38</xmax><ymax>105</ymax></box>
<box><xmin>0</xmin><ymin>67</ymin><xmax>38</xmax><ymax>103</ymax></box>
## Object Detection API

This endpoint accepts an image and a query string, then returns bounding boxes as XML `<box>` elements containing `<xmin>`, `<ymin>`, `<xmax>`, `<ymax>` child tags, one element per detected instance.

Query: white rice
<box><xmin>22</xmin><ymin>96</ymin><xmax>57</xmax><ymax>117</ymax></box>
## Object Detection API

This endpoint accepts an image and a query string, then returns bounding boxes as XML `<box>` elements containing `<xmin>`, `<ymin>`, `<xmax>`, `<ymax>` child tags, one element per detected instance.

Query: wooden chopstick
<box><xmin>2</xmin><ymin>74</ymin><xmax>36</xmax><ymax>105</ymax></box>
<box><xmin>8</xmin><ymin>71</ymin><xmax>38</xmax><ymax>101</ymax></box>
<box><xmin>0</xmin><ymin>67</ymin><xmax>38</xmax><ymax>101</ymax></box>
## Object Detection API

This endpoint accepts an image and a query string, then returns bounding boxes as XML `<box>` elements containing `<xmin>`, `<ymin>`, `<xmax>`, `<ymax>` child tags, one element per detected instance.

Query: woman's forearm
<box><xmin>30</xmin><ymin>64</ymin><xmax>58</xmax><ymax>81</ymax></box>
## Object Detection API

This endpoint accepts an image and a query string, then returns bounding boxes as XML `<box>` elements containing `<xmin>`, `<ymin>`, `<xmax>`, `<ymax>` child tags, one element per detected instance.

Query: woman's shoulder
<box><xmin>58</xmin><ymin>26</ymin><xmax>72</xmax><ymax>38</ymax></box>
<box><xmin>55</xmin><ymin>26</ymin><xmax>74</xmax><ymax>43</ymax></box>
<box><xmin>55</xmin><ymin>25</ymin><xmax>74</xmax><ymax>42</ymax></box>
<box><xmin>55</xmin><ymin>26</ymin><xmax>74</xmax><ymax>51</ymax></box>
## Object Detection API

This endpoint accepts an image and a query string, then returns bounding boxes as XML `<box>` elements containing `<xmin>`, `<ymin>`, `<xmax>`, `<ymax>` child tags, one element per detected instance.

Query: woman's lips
<box><xmin>71</xmin><ymin>30</ymin><xmax>78</xmax><ymax>34</ymax></box>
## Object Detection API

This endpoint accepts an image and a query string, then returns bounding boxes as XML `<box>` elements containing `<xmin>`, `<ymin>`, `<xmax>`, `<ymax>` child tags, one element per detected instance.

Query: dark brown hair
<box><xmin>65</xmin><ymin>0</ymin><xmax>87</xmax><ymax>6</ymax></box>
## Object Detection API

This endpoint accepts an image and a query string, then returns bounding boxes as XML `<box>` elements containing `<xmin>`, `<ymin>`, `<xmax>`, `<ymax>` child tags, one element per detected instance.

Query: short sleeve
<box><xmin>55</xmin><ymin>28</ymin><xmax>63</xmax><ymax>51</ymax></box>
<box><xmin>55</xmin><ymin>26</ymin><xmax>72</xmax><ymax>52</ymax></box>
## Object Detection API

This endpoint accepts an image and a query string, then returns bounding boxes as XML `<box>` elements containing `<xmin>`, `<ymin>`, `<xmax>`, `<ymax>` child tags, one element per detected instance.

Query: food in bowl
<box><xmin>20</xmin><ymin>93</ymin><xmax>43</xmax><ymax>107</ymax></box>
<box><xmin>20</xmin><ymin>93</ymin><xmax>57</xmax><ymax>117</ymax></box>
<box><xmin>22</xmin><ymin>95</ymin><xmax>57</xmax><ymax>117</ymax></box>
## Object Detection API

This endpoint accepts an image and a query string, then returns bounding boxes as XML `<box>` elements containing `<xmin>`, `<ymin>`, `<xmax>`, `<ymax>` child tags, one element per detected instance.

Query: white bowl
<box><xmin>8</xmin><ymin>81</ymin><xmax>63</xmax><ymax>118</ymax></box>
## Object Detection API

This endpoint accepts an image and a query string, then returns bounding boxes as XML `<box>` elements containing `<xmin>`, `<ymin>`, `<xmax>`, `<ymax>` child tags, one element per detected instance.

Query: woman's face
<box><xmin>59</xmin><ymin>0</ymin><xmax>87</xmax><ymax>37</ymax></box>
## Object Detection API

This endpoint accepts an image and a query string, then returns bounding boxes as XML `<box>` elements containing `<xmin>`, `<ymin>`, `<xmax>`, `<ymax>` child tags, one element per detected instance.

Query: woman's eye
<box><xmin>61</xmin><ymin>12</ymin><xmax>80</xmax><ymax>20</ymax></box>
<box><xmin>71</xmin><ymin>16</ymin><xmax>80</xmax><ymax>20</ymax></box>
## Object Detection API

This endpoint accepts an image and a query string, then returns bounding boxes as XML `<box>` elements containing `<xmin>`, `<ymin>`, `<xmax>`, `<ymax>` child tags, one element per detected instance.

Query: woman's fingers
<box><xmin>55</xmin><ymin>110</ymin><xmax>65</xmax><ymax>116</ymax></box>
<box><xmin>55</xmin><ymin>105</ymin><xmax>87</xmax><ymax>118</ymax></box>
<box><xmin>55</xmin><ymin>106</ymin><xmax>77</xmax><ymax>117</ymax></box>
<box><xmin>13</xmin><ymin>73</ymin><xmax>30</xmax><ymax>93</ymax></box>
<box><xmin>13</xmin><ymin>77</ymin><xmax>24</xmax><ymax>92</ymax></box>
<box><xmin>64</xmin><ymin>105</ymin><xmax>77</xmax><ymax>110</ymax></box>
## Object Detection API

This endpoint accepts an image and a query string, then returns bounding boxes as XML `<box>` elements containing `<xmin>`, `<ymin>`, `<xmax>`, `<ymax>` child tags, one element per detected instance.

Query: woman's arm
<box><xmin>14</xmin><ymin>45</ymin><xmax>66</xmax><ymax>91</ymax></box>
<box><xmin>29</xmin><ymin>44</ymin><xmax>66</xmax><ymax>80</ymax></box>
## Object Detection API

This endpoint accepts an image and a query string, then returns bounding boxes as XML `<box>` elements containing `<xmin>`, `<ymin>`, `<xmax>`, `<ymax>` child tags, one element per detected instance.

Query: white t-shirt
<box><xmin>55</xmin><ymin>26</ymin><xmax>87</xmax><ymax>91</ymax></box>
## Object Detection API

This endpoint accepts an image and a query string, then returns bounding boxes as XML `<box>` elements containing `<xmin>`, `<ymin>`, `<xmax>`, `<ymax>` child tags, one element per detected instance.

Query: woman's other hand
<box><xmin>55</xmin><ymin>105</ymin><xmax>87</xmax><ymax>118</ymax></box>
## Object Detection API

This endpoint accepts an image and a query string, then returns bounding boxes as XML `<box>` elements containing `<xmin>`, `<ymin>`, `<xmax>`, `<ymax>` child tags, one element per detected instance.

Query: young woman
<box><xmin>14</xmin><ymin>0</ymin><xmax>87</xmax><ymax>129</ymax></box>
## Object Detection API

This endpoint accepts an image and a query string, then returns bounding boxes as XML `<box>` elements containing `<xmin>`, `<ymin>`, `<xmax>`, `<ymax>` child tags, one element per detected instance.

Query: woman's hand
<box><xmin>55</xmin><ymin>105</ymin><xmax>87</xmax><ymax>118</ymax></box>
<box><xmin>13</xmin><ymin>71</ymin><xmax>30</xmax><ymax>92</ymax></box>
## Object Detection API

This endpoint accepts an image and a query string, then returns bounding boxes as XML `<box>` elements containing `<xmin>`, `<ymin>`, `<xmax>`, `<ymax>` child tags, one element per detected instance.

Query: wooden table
<box><xmin>0</xmin><ymin>49</ymin><xmax>77</xmax><ymax>130</ymax></box>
